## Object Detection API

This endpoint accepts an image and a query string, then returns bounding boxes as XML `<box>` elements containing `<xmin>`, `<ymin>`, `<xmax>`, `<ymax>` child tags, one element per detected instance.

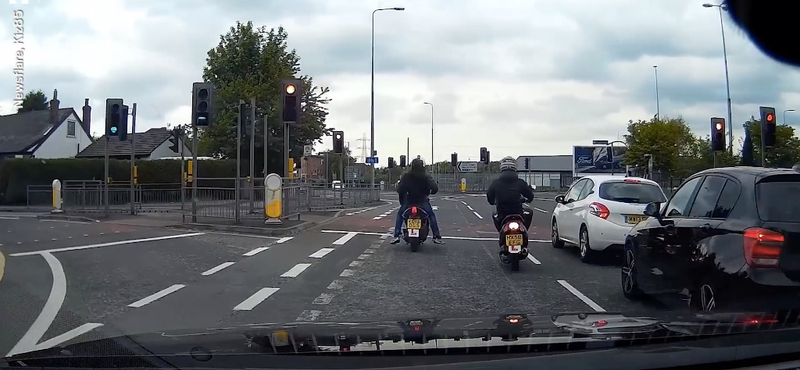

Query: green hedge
<box><xmin>0</xmin><ymin>158</ymin><xmax>238</xmax><ymax>205</ymax></box>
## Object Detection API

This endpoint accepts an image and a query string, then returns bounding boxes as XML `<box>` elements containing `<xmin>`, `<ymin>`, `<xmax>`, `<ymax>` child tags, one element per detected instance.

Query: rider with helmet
<box><xmin>391</xmin><ymin>158</ymin><xmax>444</xmax><ymax>244</ymax></box>
<box><xmin>486</xmin><ymin>156</ymin><xmax>534</xmax><ymax>232</ymax></box>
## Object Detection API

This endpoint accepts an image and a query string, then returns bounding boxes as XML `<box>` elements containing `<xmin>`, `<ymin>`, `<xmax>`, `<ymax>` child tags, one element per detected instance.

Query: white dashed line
<box><xmin>312</xmin><ymin>293</ymin><xmax>334</xmax><ymax>305</ymax></box>
<box><xmin>557</xmin><ymin>280</ymin><xmax>606</xmax><ymax>312</ymax></box>
<box><xmin>472</xmin><ymin>211</ymin><xmax>483</xmax><ymax>220</ymax></box>
<box><xmin>281</xmin><ymin>263</ymin><xmax>312</xmax><ymax>278</ymax></box>
<box><xmin>327</xmin><ymin>280</ymin><xmax>344</xmax><ymax>290</ymax></box>
<box><xmin>233</xmin><ymin>287</ymin><xmax>280</xmax><ymax>311</ymax></box>
<box><xmin>533</xmin><ymin>207</ymin><xmax>548</xmax><ymax>213</ymax></box>
<box><xmin>527</xmin><ymin>254</ymin><xmax>541</xmax><ymax>265</ymax></box>
<box><xmin>129</xmin><ymin>284</ymin><xmax>186</xmax><ymax>308</ymax></box>
<box><xmin>201</xmin><ymin>262</ymin><xmax>235</xmax><ymax>276</ymax></box>
<box><xmin>275</xmin><ymin>237</ymin><xmax>294</xmax><ymax>243</ymax></box>
<box><xmin>243</xmin><ymin>247</ymin><xmax>270</xmax><ymax>256</ymax></box>
<box><xmin>348</xmin><ymin>260</ymin><xmax>362</xmax><ymax>267</ymax></box>
<box><xmin>332</xmin><ymin>232</ymin><xmax>358</xmax><ymax>245</ymax></box>
<box><xmin>295</xmin><ymin>309</ymin><xmax>321</xmax><ymax>321</ymax></box>
<box><xmin>339</xmin><ymin>269</ymin><xmax>355</xmax><ymax>277</ymax></box>
<box><xmin>309</xmin><ymin>248</ymin><xmax>334</xmax><ymax>258</ymax></box>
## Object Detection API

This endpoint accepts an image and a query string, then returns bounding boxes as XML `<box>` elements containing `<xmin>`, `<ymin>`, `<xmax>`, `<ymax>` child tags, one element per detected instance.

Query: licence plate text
<box><xmin>506</xmin><ymin>234</ymin><xmax>523</xmax><ymax>247</ymax></box>
<box><xmin>407</xmin><ymin>218</ymin><xmax>421</xmax><ymax>229</ymax></box>
<box><xmin>625</xmin><ymin>215</ymin><xmax>647</xmax><ymax>224</ymax></box>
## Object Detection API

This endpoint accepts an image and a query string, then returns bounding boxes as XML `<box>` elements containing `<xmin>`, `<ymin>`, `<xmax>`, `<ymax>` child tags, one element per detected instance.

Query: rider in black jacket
<box><xmin>486</xmin><ymin>156</ymin><xmax>534</xmax><ymax>232</ymax></box>
<box><xmin>391</xmin><ymin>158</ymin><xmax>443</xmax><ymax>244</ymax></box>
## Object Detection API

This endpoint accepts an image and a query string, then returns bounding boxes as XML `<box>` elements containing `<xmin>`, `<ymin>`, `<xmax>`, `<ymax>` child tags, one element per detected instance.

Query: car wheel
<box><xmin>579</xmin><ymin>225</ymin><xmax>595</xmax><ymax>263</ymax></box>
<box><xmin>691</xmin><ymin>278</ymin><xmax>721</xmax><ymax>313</ymax></box>
<box><xmin>551</xmin><ymin>219</ymin><xmax>565</xmax><ymax>249</ymax></box>
<box><xmin>621</xmin><ymin>242</ymin><xmax>643</xmax><ymax>299</ymax></box>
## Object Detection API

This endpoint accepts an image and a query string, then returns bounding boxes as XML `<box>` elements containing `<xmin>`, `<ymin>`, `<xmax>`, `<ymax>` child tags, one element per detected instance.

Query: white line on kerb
<box><xmin>9</xmin><ymin>233</ymin><xmax>205</xmax><ymax>257</ymax></box>
<box><xmin>557</xmin><ymin>280</ymin><xmax>606</xmax><ymax>312</ymax></box>
<box><xmin>7</xmin><ymin>252</ymin><xmax>67</xmax><ymax>357</ymax></box>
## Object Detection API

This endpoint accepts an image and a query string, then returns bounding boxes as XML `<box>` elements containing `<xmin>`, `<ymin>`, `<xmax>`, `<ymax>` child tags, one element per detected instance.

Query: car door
<box><xmin>568</xmin><ymin>179</ymin><xmax>596</xmax><ymax>233</ymax></box>
<box><xmin>667</xmin><ymin>175</ymin><xmax>729</xmax><ymax>293</ymax></box>
<box><xmin>637</xmin><ymin>176</ymin><xmax>703</xmax><ymax>294</ymax></box>
<box><xmin>559</xmin><ymin>179</ymin><xmax>589</xmax><ymax>241</ymax></box>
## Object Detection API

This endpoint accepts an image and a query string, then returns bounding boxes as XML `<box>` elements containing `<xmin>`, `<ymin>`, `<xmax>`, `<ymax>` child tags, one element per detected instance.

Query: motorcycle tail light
<box><xmin>508</xmin><ymin>222</ymin><xmax>520</xmax><ymax>230</ymax></box>
<box><xmin>410</xmin><ymin>206</ymin><xmax>418</xmax><ymax>216</ymax></box>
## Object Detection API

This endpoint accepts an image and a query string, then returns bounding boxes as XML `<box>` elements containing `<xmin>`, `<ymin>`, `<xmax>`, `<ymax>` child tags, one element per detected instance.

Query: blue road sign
<box><xmin>366</xmin><ymin>157</ymin><xmax>378</xmax><ymax>164</ymax></box>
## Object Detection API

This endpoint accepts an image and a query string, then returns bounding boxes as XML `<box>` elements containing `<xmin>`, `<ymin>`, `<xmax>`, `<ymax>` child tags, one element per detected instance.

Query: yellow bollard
<box><xmin>264</xmin><ymin>173</ymin><xmax>283</xmax><ymax>224</ymax></box>
<box><xmin>51</xmin><ymin>179</ymin><xmax>63</xmax><ymax>213</ymax></box>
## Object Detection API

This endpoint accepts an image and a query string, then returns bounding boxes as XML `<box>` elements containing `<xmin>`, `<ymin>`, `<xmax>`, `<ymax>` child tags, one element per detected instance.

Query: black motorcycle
<box><xmin>401</xmin><ymin>204</ymin><xmax>430</xmax><ymax>252</ymax></box>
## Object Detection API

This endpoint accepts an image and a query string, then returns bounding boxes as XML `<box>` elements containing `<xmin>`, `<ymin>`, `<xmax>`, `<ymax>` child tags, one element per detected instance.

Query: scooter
<box><xmin>494</xmin><ymin>199</ymin><xmax>533</xmax><ymax>271</ymax></box>
<box><xmin>401</xmin><ymin>204</ymin><xmax>430</xmax><ymax>252</ymax></box>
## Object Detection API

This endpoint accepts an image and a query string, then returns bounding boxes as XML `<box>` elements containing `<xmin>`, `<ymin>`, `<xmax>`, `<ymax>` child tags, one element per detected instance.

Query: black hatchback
<box><xmin>621</xmin><ymin>166</ymin><xmax>800</xmax><ymax>312</ymax></box>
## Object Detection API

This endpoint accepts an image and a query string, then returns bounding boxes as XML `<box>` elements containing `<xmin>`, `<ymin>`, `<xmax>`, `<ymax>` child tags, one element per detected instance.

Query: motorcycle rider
<box><xmin>391</xmin><ymin>158</ymin><xmax>444</xmax><ymax>244</ymax></box>
<box><xmin>486</xmin><ymin>156</ymin><xmax>535</xmax><ymax>232</ymax></box>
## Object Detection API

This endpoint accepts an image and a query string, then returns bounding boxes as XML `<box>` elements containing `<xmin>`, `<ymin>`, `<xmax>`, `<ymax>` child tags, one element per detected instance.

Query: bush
<box><xmin>0</xmin><ymin>158</ymin><xmax>238</xmax><ymax>204</ymax></box>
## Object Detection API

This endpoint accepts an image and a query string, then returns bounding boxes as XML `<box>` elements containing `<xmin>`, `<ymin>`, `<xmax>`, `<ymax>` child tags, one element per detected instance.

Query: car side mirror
<box><xmin>643</xmin><ymin>202</ymin><xmax>661</xmax><ymax>219</ymax></box>
<box><xmin>555</xmin><ymin>195</ymin><xmax>565</xmax><ymax>204</ymax></box>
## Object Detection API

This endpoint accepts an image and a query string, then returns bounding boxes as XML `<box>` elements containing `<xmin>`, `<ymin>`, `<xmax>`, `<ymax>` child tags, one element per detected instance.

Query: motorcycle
<box><xmin>401</xmin><ymin>204</ymin><xmax>430</xmax><ymax>252</ymax></box>
<box><xmin>494</xmin><ymin>199</ymin><xmax>534</xmax><ymax>271</ymax></box>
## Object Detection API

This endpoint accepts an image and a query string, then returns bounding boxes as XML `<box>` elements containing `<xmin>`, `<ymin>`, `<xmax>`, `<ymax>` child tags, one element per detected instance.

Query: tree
<box><xmin>200</xmin><ymin>22</ymin><xmax>331</xmax><ymax>176</ymax></box>
<box><xmin>743</xmin><ymin>117</ymin><xmax>800</xmax><ymax>167</ymax></box>
<box><xmin>17</xmin><ymin>89</ymin><xmax>48</xmax><ymax>113</ymax></box>
<box><xmin>317</xmin><ymin>148</ymin><xmax>356</xmax><ymax>182</ymax></box>
<box><xmin>623</xmin><ymin>116</ymin><xmax>697</xmax><ymax>176</ymax></box>
<box><xmin>741</xmin><ymin>125</ymin><xmax>755</xmax><ymax>166</ymax></box>
<box><xmin>681</xmin><ymin>136</ymin><xmax>739</xmax><ymax>177</ymax></box>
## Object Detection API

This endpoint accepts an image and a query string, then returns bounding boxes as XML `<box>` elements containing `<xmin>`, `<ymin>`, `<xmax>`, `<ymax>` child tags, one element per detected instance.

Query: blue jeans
<box><xmin>394</xmin><ymin>200</ymin><xmax>441</xmax><ymax>237</ymax></box>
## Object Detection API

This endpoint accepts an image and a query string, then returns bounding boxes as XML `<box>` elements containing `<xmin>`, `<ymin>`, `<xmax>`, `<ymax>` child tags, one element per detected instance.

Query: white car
<box><xmin>550</xmin><ymin>175</ymin><xmax>667</xmax><ymax>263</ymax></box>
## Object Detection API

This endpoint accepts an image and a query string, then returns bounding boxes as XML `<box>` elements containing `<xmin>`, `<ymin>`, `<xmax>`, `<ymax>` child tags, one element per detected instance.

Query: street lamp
<box><xmin>423</xmin><ymin>101</ymin><xmax>433</xmax><ymax>175</ymax></box>
<box><xmin>370</xmin><ymin>6</ymin><xmax>404</xmax><ymax>190</ymax></box>
<box><xmin>784</xmin><ymin>109</ymin><xmax>795</xmax><ymax>124</ymax></box>
<box><xmin>653</xmin><ymin>66</ymin><xmax>660</xmax><ymax>120</ymax></box>
<box><xmin>703</xmin><ymin>2</ymin><xmax>734</xmax><ymax>156</ymax></box>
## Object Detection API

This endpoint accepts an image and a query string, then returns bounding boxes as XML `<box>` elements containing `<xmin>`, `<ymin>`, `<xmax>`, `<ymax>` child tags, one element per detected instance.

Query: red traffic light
<box><xmin>766</xmin><ymin>113</ymin><xmax>774</xmax><ymax>122</ymax></box>
<box><xmin>285</xmin><ymin>83</ymin><xmax>297</xmax><ymax>95</ymax></box>
<box><xmin>715</xmin><ymin>122</ymin><xmax>723</xmax><ymax>131</ymax></box>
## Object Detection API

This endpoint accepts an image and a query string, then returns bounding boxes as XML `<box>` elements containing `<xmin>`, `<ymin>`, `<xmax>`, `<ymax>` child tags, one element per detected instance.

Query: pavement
<box><xmin>0</xmin><ymin>192</ymin><xmax>664</xmax><ymax>358</ymax></box>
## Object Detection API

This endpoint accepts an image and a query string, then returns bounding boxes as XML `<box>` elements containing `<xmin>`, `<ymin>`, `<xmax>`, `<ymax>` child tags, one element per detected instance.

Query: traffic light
<box><xmin>332</xmin><ymin>131</ymin><xmax>344</xmax><ymax>154</ymax></box>
<box><xmin>760</xmin><ymin>106</ymin><xmax>777</xmax><ymax>148</ymax></box>
<box><xmin>451</xmin><ymin>153</ymin><xmax>458</xmax><ymax>167</ymax></box>
<box><xmin>479</xmin><ymin>147</ymin><xmax>487</xmax><ymax>163</ymax></box>
<box><xmin>105</xmin><ymin>98</ymin><xmax>124</xmax><ymax>139</ymax></box>
<box><xmin>120</xmin><ymin>104</ymin><xmax>129</xmax><ymax>142</ymax></box>
<box><xmin>388</xmin><ymin>157</ymin><xmax>395</xmax><ymax>169</ymax></box>
<box><xmin>524</xmin><ymin>157</ymin><xmax>530</xmax><ymax>170</ymax></box>
<box><xmin>399</xmin><ymin>155</ymin><xmax>407</xmax><ymax>168</ymax></box>
<box><xmin>282</xmin><ymin>79</ymin><xmax>303</xmax><ymax>123</ymax></box>
<box><xmin>168</xmin><ymin>128</ymin><xmax>180</xmax><ymax>153</ymax></box>
<box><xmin>192</xmin><ymin>82</ymin><xmax>213</xmax><ymax>127</ymax></box>
<box><xmin>711</xmin><ymin>117</ymin><xmax>726</xmax><ymax>151</ymax></box>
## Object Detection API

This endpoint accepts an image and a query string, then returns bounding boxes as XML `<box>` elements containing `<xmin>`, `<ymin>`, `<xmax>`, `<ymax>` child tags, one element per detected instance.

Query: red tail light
<box><xmin>410</xmin><ymin>206</ymin><xmax>418</xmax><ymax>216</ymax></box>
<box><xmin>589</xmin><ymin>202</ymin><xmax>610</xmax><ymax>219</ymax></box>
<box><xmin>591</xmin><ymin>320</ymin><xmax>608</xmax><ymax>327</ymax></box>
<box><xmin>623</xmin><ymin>179</ymin><xmax>640</xmax><ymax>183</ymax></box>
<box><xmin>504</xmin><ymin>221</ymin><xmax>522</xmax><ymax>234</ymax></box>
<box><xmin>743</xmin><ymin>228</ymin><xmax>783</xmax><ymax>268</ymax></box>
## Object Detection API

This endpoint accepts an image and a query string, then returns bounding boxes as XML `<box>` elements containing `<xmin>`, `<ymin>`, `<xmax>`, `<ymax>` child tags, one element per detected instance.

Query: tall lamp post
<box><xmin>370</xmin><ymin>6</ymin><xmax>404</xmax><ymax>189</ymax></box>
<box><xmin>703</xmin><ymin>2</ymin><xmax>734</xmax><ymax>155</ymax></box>
<box><xmin>423</xmin><ymin>101</ymin><xmax>434</xmax><ymax>175</ymax></box>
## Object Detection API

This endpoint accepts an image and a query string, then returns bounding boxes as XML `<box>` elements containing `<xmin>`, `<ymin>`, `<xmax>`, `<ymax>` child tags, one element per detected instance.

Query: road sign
<box><xmin>303</xmin><ymin>145</ymin><xmax>313</xmax><ymax>157</ymax></box>
<box><xmin>366</xmin><ymin>157</ymin><xmax>378</xmax><ymax>164</ymax></box>
<box><xmin>457</xmin><ymin>161</ymin><xmax>478</xmax><ymax>173</ymax></box>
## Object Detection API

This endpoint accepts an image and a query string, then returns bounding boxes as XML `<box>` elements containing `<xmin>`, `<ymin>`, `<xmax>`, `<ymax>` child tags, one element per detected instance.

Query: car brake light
<box><xmin>589</xmin><ymin>202</ymin><xmax>610</xmax><ymax>219</ymax></box>
<box><xmin>623</xmin><ymin>179</ymin><xmax>640</xmax><ymax>183</ymax></box>
<box><xmin>410</xmin><ymin>206</ymin><xmax>418</xmax><ymax>216</ymax></box>
<box><xmin>592</xmin><ymin>320</ymin><xmax>608</xmax><ymax>327</ymax></box>
<box><xmin>743</xmin><ymin>228</ymin><xmax>784</xmax><ymax>268</ymax></box>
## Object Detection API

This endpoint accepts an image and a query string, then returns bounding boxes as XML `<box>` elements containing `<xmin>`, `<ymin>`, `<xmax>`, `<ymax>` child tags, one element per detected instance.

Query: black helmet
<box><xmin>411</xmin><ymin>158</ymin><xmax>425</xmax><ymax>172</ymax></box>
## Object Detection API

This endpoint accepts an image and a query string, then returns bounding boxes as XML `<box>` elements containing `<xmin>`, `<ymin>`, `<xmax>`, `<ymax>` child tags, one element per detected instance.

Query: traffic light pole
<box><xmin>250</xmin><ymin>98</ymin><xmax>256</xmax><ymax>214</ymax></box>
<box><xmin>104</xmin><ymin>136</ymin><xmax>109</xmax><ymax>218</ymax></box>
<box><xmin>191</xmin><ymin>124</ymin><xmax>198</xmax><ymax>223</ymax></box>
<box><xmin>235</xmin><ymin>100</ymin><xmax>243</xmax><ymax>223</ymax></box>
<box><xmin>129</xmin><ymin>103</ymin><xmax>137</xmax><ymax>216</ymax></box>
<box><xmin>761</xmin><ymin>128</ymin><xmax>766</xmax><ymax>167</ymax></box>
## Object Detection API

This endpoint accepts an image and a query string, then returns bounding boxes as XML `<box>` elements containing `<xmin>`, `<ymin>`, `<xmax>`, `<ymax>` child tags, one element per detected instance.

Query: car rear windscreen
<box><xmin>757</xmin><ymin>174</ymin><xmax>800</xmax><ymax>222</ymax></box>
<box><xmin>598</xmin><ymin>181</ymin><xmax>667</xmax><ymax>204</ymax></box>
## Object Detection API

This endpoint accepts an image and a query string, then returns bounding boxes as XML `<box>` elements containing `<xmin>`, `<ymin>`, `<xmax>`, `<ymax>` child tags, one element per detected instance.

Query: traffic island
<box><xmin>168</xmin><ymin>210</ymin><xmax>341</xmax><ymax>237</ymax></box>
<box><xmin>36</xmin><ymin>213</ymin><xmax>101</xmax><ymax>223</ymax></box>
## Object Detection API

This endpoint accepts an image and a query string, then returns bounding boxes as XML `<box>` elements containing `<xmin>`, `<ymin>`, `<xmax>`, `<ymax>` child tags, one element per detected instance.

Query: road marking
<box><xmin>472</xmin><ymin>211</ymin><xmax>483</xmax><ymax>219</ymax></box>
<box><xmin>0</xmin><ymin>251</ymin><xmax>4</xmax><ymax>283</ymax></box>
<box><xmin>128</xmin><ymin>284</ymin><xmax>186</xmax><ymax>308</ymax></box>
<box><xmin>243</xmin><ymin>247</ymin><xmax>270</xmax><ymax>256</ymax></box>
<box><xmin>533</xmin><ymin>207</ymin><xmax>549</xmax><ymax>214</ymax></box>
<box><xmin>276</xmin><ymin>237</ymin><xmax>293</xmax><ymax>243</ymax></box>
<box><xmin>527</xmin><ymin>254</ymin><xmax>541</xmax><ymax>265</ymax></box>
<box><xmin>312</xmin><ymin>292</ymin><xmax>334</xmax><ymax>305</ymax></box>
<box><xmin>467</xmin><ymin>205</ymin><xmax>474</xmax><ymax>211</ymax></box>
<box><xmin>39</xmin><ymin>219</ymin><xmax>92</xmax><ymax>224</ymax></box>
<box><xmin>281</xmin><ymin>263</ymin><xmax>312</xmax><ymax>277</ymax></box>
<box><xmin>233</xmin><ymin>287</ymin><xmax>280</xmax><ymax>310</ymax></box>
<box><xmin>309</xmin><ymin>248</ymin><xmax>335</xmax><ymax>258</ymax></box>
<box><xmin>357</xmin><ymin>254</ymin><xmax>370</xmax><ymax>260</ymax></box>
<box><xmin>203</xmin><ymin>231</ymin><xmax>280</xmax><ymax>240</ymax></box>
<box><xmin>332</xmin><ymin>232</ymin><xmax>358</xmax><ymax>245</ymax></box>
<box><xmin>432</xmin><ymin>205</ymin><xmax>439</xmax><ymax>210</ymax></box>
<box><xmin>461</xmin><ymin>201</ymin><xmax>468</xmax><ymax>205</ymax></box>
<box><xmin>9</xmin><ymin>232</ymin><xmax>205</xmax><ymax>257</ymax></box>
<box><xmin>349</xmin><ymin>260</ymin><xmax>362</xmax><ymax>267</ymax></box>
<box><xmin>295</xmin><ymin>309</ymin><xmax>322</xmax><ymax>321</ymax></box>
<box><xmin>327</xmin><ymin>280</ymin><xmax>344</xmax><ymax>290</ymax></box>
<box><xmin>32</xmin><ymin>323</ymin><xmax>103</xmax><ymax>352</ymax></box>
<box><xmin>7</xmin><ymin>252</ymin><xmax>66</xmax><ymax>357</ymax></box>
<box><xmin>340</xmin><ymin>269</ymin><xmax>355</xmax><ymax>277</ymax></box>
<box><xmin>0</xmin><ymin>216</ymin><xmax>19</xmax><ymax>220</ymax></box>
<box><xmin>557</xmin><ymin>280</ymin><xmax>606</xmax><ymax>312</ymax></box>
<box><xmin>201</xmin><ymin>262</ymin><xmax>235</xmax><ymax>276</ymax></box>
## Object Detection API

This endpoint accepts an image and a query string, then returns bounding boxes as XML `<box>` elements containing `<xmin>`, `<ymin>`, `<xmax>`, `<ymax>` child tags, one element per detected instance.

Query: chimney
<box><xmin>81</xmin><ymin>99</ymin><xmax>91</xmax><ymax>135</ymax></box>
<box><xmin>49</xmin><ymin>88</ymin><xmax>60</xmax><ymax>126</ymax></box>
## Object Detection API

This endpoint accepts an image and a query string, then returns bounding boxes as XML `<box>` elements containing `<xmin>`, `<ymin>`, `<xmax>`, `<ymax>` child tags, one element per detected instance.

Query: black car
<box><xmin>621</xmin><ymin>166</ymin><xmax>800</xmax><ymax>312</ymax></box>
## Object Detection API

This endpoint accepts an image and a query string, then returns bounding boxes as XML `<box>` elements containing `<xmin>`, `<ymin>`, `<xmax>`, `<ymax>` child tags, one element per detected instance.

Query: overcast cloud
<box><xmin>1</xmin><ymin>0</ymin><xmax>797</xmax><ymax>163</ymax></box>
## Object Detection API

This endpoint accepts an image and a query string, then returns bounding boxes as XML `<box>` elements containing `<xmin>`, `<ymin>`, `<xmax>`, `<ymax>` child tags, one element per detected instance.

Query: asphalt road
<box><xmin>0</xmin><ymin>194</ymin><xmax>665</xmax><ymax>358</ymax></box>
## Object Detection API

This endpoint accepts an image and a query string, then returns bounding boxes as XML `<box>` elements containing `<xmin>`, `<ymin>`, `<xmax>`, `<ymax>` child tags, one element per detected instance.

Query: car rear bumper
<box><xmin>586</xmin><ymin>217</ymin><xmax>635</xmax><ymax>252</ymax></box>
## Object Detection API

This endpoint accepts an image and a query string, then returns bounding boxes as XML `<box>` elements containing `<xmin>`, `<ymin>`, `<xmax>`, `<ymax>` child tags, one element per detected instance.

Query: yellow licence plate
<box><xmin>407</xmin><ymin>218</ymin><xmax>422</xmax><ymax>229</ymax></box>
<box><xmin>626</xmin><ymin>215</ymin><xmax>647</xmax><ymax>224</ymax></box>
<box><xmin>506</xmin><ymin>234</ymin><xmax>523</xmax><ymax>246</ymax></box>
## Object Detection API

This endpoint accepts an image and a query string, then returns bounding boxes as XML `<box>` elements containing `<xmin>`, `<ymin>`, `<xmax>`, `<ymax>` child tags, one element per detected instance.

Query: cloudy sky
<box><xmin>0</xmin><ymin>0</ymin><xmax>798</xmax><ymax>164</ymax></box>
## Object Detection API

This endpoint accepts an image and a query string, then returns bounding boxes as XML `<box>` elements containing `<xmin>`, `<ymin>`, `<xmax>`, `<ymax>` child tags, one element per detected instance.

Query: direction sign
<box><xmin>366</xmin><ymin>156</ymin><xmax>378</xmax><ymax>164</ymax></box>
<box><xmin>457</xmin><ymin>161</ymin><xmax>478</xmax><ymax>173</ymax></box>
<box><xmin>303</xmin><ymin>145</ymin><xmax>313</xmax><ymax>157</ymax></box>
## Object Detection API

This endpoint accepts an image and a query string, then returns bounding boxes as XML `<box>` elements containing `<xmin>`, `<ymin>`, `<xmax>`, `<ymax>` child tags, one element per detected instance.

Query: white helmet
<box><xmin>500</xmin><ymin>156</ymin><xmax>517</xmax><ymax>172</ymax></box>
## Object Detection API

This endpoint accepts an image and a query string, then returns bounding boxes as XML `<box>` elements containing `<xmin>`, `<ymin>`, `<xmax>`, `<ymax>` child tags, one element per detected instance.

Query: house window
<box><xmin>66</xmin><ymin>121</ymin><xmax>76</xmax><ymax>137</ymax></box>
